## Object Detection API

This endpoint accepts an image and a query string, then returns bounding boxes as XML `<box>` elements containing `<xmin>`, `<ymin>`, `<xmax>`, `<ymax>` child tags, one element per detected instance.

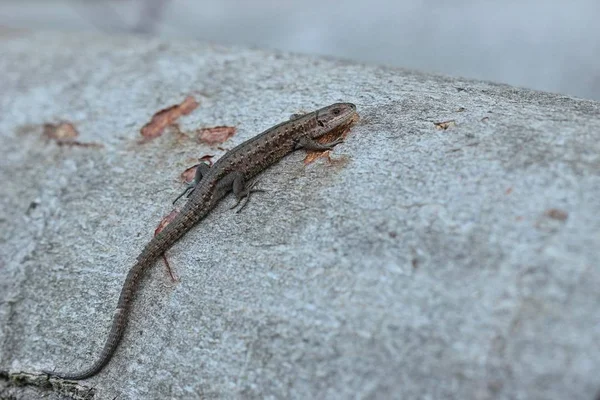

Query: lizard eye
<box><xmin>331</xmin><ymin>108</ymin><xmax>341</xmax><ymax>115</ymax></box>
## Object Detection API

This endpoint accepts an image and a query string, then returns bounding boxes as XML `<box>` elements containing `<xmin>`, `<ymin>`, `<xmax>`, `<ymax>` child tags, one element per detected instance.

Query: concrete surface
<box><xmin>0</xmin><ymin>31</ymin><xmax>599</xmax><ymax>400</ymax></box>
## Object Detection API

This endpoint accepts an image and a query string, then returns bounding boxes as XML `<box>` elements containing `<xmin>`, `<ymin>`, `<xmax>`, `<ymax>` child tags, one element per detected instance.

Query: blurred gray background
<box><xmin>2</xmin><ymin>0</ymin><xmax>599</xmax><ymax>101</ymax></box>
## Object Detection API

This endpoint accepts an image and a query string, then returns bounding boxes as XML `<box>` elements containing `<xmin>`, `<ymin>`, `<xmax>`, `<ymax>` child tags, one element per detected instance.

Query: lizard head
<box><xmin>312</xmin><ymin>103</ymin><xmax>358</xmax><ymax>137</ymax></box>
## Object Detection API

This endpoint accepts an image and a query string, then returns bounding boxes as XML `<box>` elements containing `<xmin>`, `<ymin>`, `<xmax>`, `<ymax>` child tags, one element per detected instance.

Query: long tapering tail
<box><xmin>44</xmin><ymin>261</ymin><xmax>145</xmax><ymax>380</ymax></box>
<box><xmin>44</xmin><ymin>307</ymin><xmax>128</xmax><ymax>380</ymax></box>
<box><xmin>43</xmin><ymin>191</ymin><xmax>211</xmax><ymax>380</ymax></box>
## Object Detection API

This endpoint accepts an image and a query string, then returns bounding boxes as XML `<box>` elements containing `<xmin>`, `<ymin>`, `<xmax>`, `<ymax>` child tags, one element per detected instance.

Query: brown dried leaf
<box><xmin>154</xmin><ymin>210</ymin><xmax>180</xmax><ymax>282</ymax></box>
<box><xmin>199</xmin><ymin>154</ymin><xmax>215</xmax><ymax>166</ymax></box>
<box><xmin>197</xmin><ymin>126</ymin><xmax>236</xmax><ymax>145</ymax></box>
<box><xmin>42</xmin><ymin>122</ymin><xmax>103</xmax><ymax>148</ymax></box>
<box><xmin>178</xmin><ymin>157</ymin><xmax>215</xmax><ymax>183</ymax></box>
<box><xmin>304</xmin><ymin>114</ymin><xmax>359</xmax><ymax>165</ymax></box>
<box><xmin>155</xmin><ymin>210</ymin><xmax>179</xmax><ymax>235</ymax></box>
<box><xmin>43</xmin><ymin>122</ymin><xmax>79</xmax><ymax>140</ymax></box>
<box><xmin>181</xmin><ymin>166</ymin><xmax>197</xmax><ymax>183</ymax></box>
<box><xmin>544</xmin><ymin>208</ymin><xmax>568</xmax><ymax>221</ymax></box>
<box><xmin>180</xmin><ymin>159</ymin><xmax>212</xmax><ymax>183</ymax></box>
<box><xmin>141</xmin><ymin>96</ymin><xmax>199</xmax><ymax>139</ymax></box>
<box><xmin>434</xmin><ymin>120</ymin><xmax>456</xmax><ymax>130</ymax></box>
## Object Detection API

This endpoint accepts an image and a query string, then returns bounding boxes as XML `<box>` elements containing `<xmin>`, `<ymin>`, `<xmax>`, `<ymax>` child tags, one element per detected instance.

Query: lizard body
<box><xmin>44</xmin><ymin>102</ymin><xmax>358</xmax><ymax>380</ymax></box>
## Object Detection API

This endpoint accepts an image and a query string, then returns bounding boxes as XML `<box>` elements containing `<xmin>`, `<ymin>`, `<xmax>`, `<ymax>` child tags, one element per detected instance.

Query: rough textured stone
<box><xmin>1</xmin><ymin>31</ymin><xmax>599</xmax><ymax>400</ymax></box>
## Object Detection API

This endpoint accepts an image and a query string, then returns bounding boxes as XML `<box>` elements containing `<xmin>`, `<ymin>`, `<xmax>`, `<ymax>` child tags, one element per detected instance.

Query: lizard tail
<box><xmin>44</xmin><ymin>261</ymin><xmax>145</xmax><ymax>380</ymax></box>
<box><xmin>44</xmin><ymin>196</ymin><xmax>205</xmax><ymax>380</ymax></box>
<box><xmin>44</xmin><ymin>307</ymin><xmax>128</xmax><ymax>380</ymax></box>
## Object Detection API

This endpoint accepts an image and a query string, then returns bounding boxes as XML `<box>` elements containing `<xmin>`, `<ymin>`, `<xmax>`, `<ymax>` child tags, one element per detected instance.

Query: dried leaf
<box><xmin>197</xmin><ymin>126</ymin><xmax>236</xmax><ymax>145</ymax></box>
<box><xmin>43</xmin><ymin>122</ymin><xmax>79</xmax><ymax>140</ymax></box>
<box><xmin>42</xmin><ymin>122</ymin><xmax>103</xmax><ymax>148</ymax></box>
<box><xmin>544</xmin><ymin>208</ymin><xmax>568</xmax><ymax>221</ymax></box>
<box><xmin>199</xmin><ymin>154</ymin><xmax>215</xmax><ymax>166</ymax></box>
<box><xmin>155</xmin><ymin>210</ymin><xmax>179</xmax><ymax>235</ymax></box>
<box><xmin>141</xmin><ymin>96</ymin><xmax>199</xmax><ymax>139</ymax></box>
<box><xmin>434</xmin><ymin>120</ymin><xmax>456</xmax><ymax>130</ymax></box>
<box><xmin>304</xmin><ymin>114</ymin><xmax>358</xmax><ymax>165</ymax></box>
<box><xmin>154</xmin><ymin>210</ymin><xmax>180</xmax><ymax>282</ymax></box>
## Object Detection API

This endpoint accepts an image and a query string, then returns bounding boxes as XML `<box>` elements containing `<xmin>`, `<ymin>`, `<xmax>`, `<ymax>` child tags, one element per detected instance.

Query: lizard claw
<box><xmin>231</xmin><ymin>180</ymin><xmax>266</xmax><ymax>213</ymax></box>
<box><xmin>321</xmin><ymin>137</ymin><xmax>345</xmax><ymax>151</ymax></box>
<box><xmin>229</xmin><ymin>198</ymin><xmax>241</xmax><ymax>210</ymax></box>
<box><xmin>328</xmin><ymin>137</ymin><xmax>345</xmax><ymax>148</ymax></box>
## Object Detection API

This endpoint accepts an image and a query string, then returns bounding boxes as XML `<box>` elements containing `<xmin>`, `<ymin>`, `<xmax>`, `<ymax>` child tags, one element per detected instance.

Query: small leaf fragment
<box><xmin>434</xmin><ymin>120</ymin><xmax>456</xmax><ymax>130</ymax></box>
<box><xmin>544</xmin><ymin>208</ymin><xmax>568</xmax><ymax>221</ymax></box>
<box><xmin>141</xmin><ymin>96</ymin><xmax>199</xmax><ymax>140</ymax></box>
<box><xmin>196</xmin><ymin>126</ymin><xmax>236</xmax><ymax>145</ymax></box>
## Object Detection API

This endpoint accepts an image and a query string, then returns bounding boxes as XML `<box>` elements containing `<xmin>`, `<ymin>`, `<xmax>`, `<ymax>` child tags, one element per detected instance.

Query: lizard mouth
<box><xmin>326</xmin><ymin>110</ymin><xmax>360</xmax><ymax>140</ymax></box>
<box><xmin>340</xmin><ymin>110</ymin><xmax>360</xmax><ymax>129</ymax></box>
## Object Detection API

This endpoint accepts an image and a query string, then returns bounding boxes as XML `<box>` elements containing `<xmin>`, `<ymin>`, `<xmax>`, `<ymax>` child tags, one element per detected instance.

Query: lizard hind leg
<box><xmin>232</xmin><ymin>179</ymin><xmax>265</xmax><ymax>213</ymax></box>
<box><xmin>220</xmin><ymin>172</ymin><xmax>265</xmax><ymax>213</ymax></box>
<box><xmin>172</xmin><ymin>162</ymin><xmax>210</xmax><ymax>205</ymax></box>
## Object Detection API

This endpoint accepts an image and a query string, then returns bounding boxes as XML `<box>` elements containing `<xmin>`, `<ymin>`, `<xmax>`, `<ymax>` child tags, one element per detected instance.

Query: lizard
<box><xmin>43</xmin><ymin>102</ymin><xmax>358</xmax><ymax>380</ymax></box>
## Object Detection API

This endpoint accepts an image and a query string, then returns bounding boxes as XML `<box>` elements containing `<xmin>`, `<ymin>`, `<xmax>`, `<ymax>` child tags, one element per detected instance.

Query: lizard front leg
<box><xmin>295</xmin><ymin>136</ymin><xmax>344</xmax><ymax>151</ymax></box>
<box><xmin>172</xmin><ymin>162</ymin><xmax>210</xmax><ymax>205</ymax></box>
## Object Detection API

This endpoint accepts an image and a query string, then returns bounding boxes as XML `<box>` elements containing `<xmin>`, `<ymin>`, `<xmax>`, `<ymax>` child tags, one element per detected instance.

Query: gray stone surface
<box><xmin>0</xmin><ymin>31</ymin><xmax>599</xmax><ymax>400</ymax></box>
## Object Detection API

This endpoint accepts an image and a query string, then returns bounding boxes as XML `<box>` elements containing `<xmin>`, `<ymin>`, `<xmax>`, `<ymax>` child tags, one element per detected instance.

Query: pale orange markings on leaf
<box><xmin>303</xmin><ymin>118</ymin><xmax>357</xmax><ymax>165</ymax></box>
<box><xmin>42</xmin><ymin>121</ymin><xmax>103</xmax><ymax>148</ymax></box>
<box><xmin>434</xmin><ymin>120</ymin><xmax>456</xmax><ymax>130</ymax></box>
<box><xmin>154</xmin><ymin>209</ymin><xmax>180</xmax><ymax>282</ymax></box>
<box><xmin>196</xmin><ymin>126</ymin><xmax>236</xmax><ymax>145</ymax></box>
<box><xmin>141</xmin><ymin>96</ymin><xmax>199</xmax><ymax>139</ymax></box>
<box><xmin>306</xmin><ymin>151</ymin><xmax>349</xmax><ymax>167</ymax></box>
<box><xmin>180</xmin><ymin>155</ymin><xmax>214</xmax><ymax>182</ymax></box>
<box><xmin>155</xmin><ymin>210</ymin><xmax>179</xmax><ymax>235</ymax></box>
<box><xmin>43</xmin><ymin>122</ymin><xmax>78</xmax><ymax>140</ymax></box>
<box><xmin>181</xmin><ymin>165</ymin><xmax>198</xmax><ymax>183</ymax></box>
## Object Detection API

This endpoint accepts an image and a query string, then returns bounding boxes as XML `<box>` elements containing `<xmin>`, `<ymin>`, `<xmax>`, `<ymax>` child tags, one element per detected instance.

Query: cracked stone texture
<box><xmin>0</xmin><ymin>31</ymin><xmax>599</xmax><ymax>400</ymax></box>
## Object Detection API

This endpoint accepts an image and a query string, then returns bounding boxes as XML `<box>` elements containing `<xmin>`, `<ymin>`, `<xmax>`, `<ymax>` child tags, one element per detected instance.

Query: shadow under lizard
<box><xmin>44</xmin><ymin>102</ymin><xmax>358</xmax><ymax>380</ymax></box>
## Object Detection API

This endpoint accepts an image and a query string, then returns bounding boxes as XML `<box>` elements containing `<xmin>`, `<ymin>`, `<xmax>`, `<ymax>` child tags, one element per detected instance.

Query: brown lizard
<box><xmin>44</xmin><ymin>102</ymin><xmax>358</xmax><ymax>380</ymax></box>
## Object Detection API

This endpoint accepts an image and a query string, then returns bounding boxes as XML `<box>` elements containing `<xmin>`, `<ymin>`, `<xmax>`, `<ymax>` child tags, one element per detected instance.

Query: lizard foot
<box><xmin>230</xmin><ymin>180</ymin><xmax>266</xmax><ymax>213</ymax></box>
